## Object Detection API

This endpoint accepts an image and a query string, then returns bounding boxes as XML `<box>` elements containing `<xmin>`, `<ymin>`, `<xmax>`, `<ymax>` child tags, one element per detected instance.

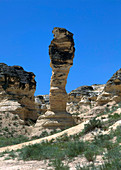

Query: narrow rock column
<box><xmin>49</xmin><ymin>27</ymin><xmax>75</xmax><ymax>112</ymax></box>
<box><xmin>36</xmin><ymin>27</ymin><xmax>75</xmax><ymax>131</ymax></box>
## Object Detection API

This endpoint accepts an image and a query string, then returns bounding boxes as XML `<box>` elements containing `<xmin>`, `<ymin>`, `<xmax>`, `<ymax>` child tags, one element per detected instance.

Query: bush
<box><xmin>50</xmin><ymin>159</ymin><xmax>69</xmax><ymax>170</ymax></box>
<box><xmin>108</xmin><ymin>113</ymin><xmax>121</xmax><ymax>120</ymax></box>
<box><xmin>66</xmin><ymin>140</ymin><xmax>85</xmax><ymax>157</ymax></box>
<box><xmin>0</xmin><ymin>135</ymin><xmax>29</xmax><ymax>147</ymax></box>
<box><xmin>84</xmin><ymin>145</ymin><xmax>97</xmax><ymax>162</ymax></box>
<box><xmin>99</xmin><ymin>159</ymin><xmax>121</xmax><ymax>170</ymax></box>
<box><xmin>84</xmin><ymin>118</ymin><xmax>102</xmax><ymax>133</ymax></box>
<box><xmin>18</xmin><ymin>142</ymin><xmax>62</xmax><ymax>161</ymax></box>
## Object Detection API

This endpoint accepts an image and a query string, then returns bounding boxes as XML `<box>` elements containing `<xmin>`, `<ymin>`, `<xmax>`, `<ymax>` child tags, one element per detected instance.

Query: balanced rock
<box><xmin>37</xmin><ymin>27</ymin><xmax>75</xmax><ymax>131</ymax></box>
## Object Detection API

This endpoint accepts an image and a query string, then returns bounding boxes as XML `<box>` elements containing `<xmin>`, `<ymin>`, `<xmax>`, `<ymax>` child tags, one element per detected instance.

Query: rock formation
<box><xmin>49</xmin><ymin>27</ymin><xmax>75</xmax><ymax>112</ymax></box>
<box><xmin>97</xmin><ymin>68</ymin><xmax>121</xmax><ymax>105</ymax></box>
<box><xmin>35</xmin><ymin>95</ymin><xmax>49</xmax><ymax>114</ymax></box>
<box><xmin>0</xmin><ymin>63</ymin><xmax>38</xmax><ymax>121</ymax></box>
<box><xmin>68</xmin><ymin>85</ymin><xmax>104</xmax><ymax>104</ymax></box>
<box><xmin>34</xmin><ymin>27</ymin><xmax>75</xmax><ymax>132</ymax></box>
<box><xmin>67</xmin><ymin>84</ymin><xmax>105</xmax><ymax>117</ymax></box>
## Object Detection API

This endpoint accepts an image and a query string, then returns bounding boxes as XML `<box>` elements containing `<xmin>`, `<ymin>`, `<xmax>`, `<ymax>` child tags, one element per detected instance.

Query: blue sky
<box><xmin>0</xmin><ymin>0</ymin><xmax>121</xmax><ymax>95</ymax></box>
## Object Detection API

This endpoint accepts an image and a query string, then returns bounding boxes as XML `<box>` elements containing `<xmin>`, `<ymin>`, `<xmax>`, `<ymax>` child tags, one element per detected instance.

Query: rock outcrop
<box><xmin>97</xmin><ymin>68</ymin><xmax>121</xmax><ymax>105</ymax></box>
<box><xmin>68</xmin><ymin>84</ymin><xmax>104</xmax><ymax>104</ymax></box>
<box><xmin>0</xmin><ymin>63</ymin><xmax>38</xmax><ymax>121</ymax></box>
<box><xmin>35</xmin><ymin>95</ymin><xmax>49</xmax><ymax>114</ymax></box>
<box><xmin>67</xmin><ymin>84</ymin><xmax>105</xmax><ymax>116</ymax></box>
<box><xmin>35</xmin><ymin>27</ymin><xmax>75</xmax><ymax>132</ymax></box>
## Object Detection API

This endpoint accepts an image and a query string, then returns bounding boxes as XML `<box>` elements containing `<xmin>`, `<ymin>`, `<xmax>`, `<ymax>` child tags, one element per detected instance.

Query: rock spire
<box><xmin>36</xmin><ymin>27</ymin><xmax>75</xmax><ymax>132</ymax></box>
<box><xmin>49</xmin><ymin>27</ymin><xmax>75</xmax><ymax>112</ymax></box>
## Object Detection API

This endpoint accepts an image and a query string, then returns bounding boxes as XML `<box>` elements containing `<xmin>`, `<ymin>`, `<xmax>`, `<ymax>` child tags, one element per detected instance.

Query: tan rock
<box><xmin>0</xmin><ymin>63</ymin><xmax>38</xmax><ymax>121</ymax></box>
<box><xmin>37</xmin><ymin>27</ymin><xmax>76</xmax><ymax>130</ymax></box>
<box><xmin>97</xmin><ymin>68</ymin><xmax>121</xmax><ymax>105</ymax></box>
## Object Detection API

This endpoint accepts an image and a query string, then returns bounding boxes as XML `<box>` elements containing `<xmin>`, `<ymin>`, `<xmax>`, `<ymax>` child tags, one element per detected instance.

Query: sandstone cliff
<box><xmin>97</xmin><ymin>68</ymin><xmax>121</xmax><ymax>105</ymax></box>
<box><xmin>0</xmin><ymin>63</ymin><xmax>38</xmax><ymax>136</ymax></box>
<box><xmin>35</xmin><ymin>68</ymin><xmax>121</xmax><ymax>126</ymax></box>
<box><xmin>0</xmin><ymin>63</ymin><xmax>37</xmax><ymax>120</ymax></box>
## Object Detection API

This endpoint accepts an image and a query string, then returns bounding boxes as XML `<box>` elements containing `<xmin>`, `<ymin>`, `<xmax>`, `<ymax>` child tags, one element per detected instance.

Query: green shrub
<box><xmin>114</xmin><ymin>125</ymin><xmax>121</xmax><ymax>143</ymax></box>
<box><xmin>84</xmin><ymin>145</ymin><xmax>97</xmax><ymax>162</ymax></box>
<box><xmin>84</xmin><ymin>118</ymin><xmax>102</xmax><ymax>133</ymax></box>
<box><xmin>16</xmin><ymin>136</ymin><xmax>86</xmax><ymax>161</ymax></box>
<box><xmin>50</xmin><ymin>159</ymin><xmax>69</xmax><ymax>170</ymax></box>
<box><xmin>18</xmin><ymin>142</ymin><xmax>64</xmax><ymax>161</ymax></box>
<box><xmin>108</xmin><ymin>113</ymin><xmax>121</xmax><ymax>120</ymax></box>
<box><xmin>56</xmin><ymin>133</ymin><xmax>70</xmax><ymax>142</ymax></box>
<box><xmin>7</xmin><ymin>150</ymin><xmax>17</xmax><ymax>160</ymax></box>
<box><xmin>66</xmin><ymin>140</ymin><xmax>85</xmax><ymax>157</ymax></box>
<box><xmin>0</xmin><ymin>135</ymin><xmax>29</xmax><ymax>147</ymax></box>
<box><xmin>99</xmin><ymin>159</ymin><xmax>121</xmax><ymax>170</ymax></box>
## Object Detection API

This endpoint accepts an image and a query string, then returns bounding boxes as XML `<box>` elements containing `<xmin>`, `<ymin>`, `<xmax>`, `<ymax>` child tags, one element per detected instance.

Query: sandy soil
<box><xmin>0</xmin><ymin>155</ymin><xmax>104</xmax><ymax>170</ymax></box>
<box><xmin>0</xmin><ymin>118</ymin><xmax>120</xmax><ymax>170</ymax></box>
<box><xmin>0</xmin><ymin>120</ymin><xmax>88</xmax><ymax>153</ymax></box>
<box><xmin>0</xmin><ymin>157</ymin><xmax>51</xmax><ymax>170</ymax></box>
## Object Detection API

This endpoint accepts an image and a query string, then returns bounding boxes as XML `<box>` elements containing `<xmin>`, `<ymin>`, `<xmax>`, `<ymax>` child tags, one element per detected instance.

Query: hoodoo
<box><xmin>49</xmin><ymin>27</ymin><xmax>75</xmax><ymax>112</ymax></box>
<box><xmin>37</xmin><ymin>27</ymin><xmax>76</xmax><ymax>130</ymax></box>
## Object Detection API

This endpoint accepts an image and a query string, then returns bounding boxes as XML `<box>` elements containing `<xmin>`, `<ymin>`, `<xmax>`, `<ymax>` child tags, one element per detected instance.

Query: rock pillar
<box><xmin>49</xmin><ymin>27</ymin><xmax>75</xmax><ymax>112</ymax></box>
<box><xmin>37</xmin><ymin>28</ymin><xmax>75</xmax><ymax>130</ymax></box>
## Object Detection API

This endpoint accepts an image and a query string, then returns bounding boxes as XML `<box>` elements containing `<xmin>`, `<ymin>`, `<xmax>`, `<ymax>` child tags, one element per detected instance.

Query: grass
<box><xmin>84</xmin><ymin>144</ymin><xmax>98</xmax><ymax>162</ymax></box>
<box><xmin>0</xmin><ymin>126</ymin><xmax>120</xmax><ymax>170</ymax></box>
<box><xmin>0</xmin><ymin>129</ymin><xmax>63</xmax><ymax>148</ymax></box>
<box><xmin>84</xmin><ymin>117</ymin><xmax>103</xmax><ymax>133</ymax></box>
<box><xmin>17</xmin><ymin>138</ymin><xmax>86</xmax><ymax>161</ymax></box>
<box><xmin>49</xmin><ymin>159</ymin><xmax>70</xmax><ymax>170</ymax></box>
<box><xmin>0</xmin><ymin>102</ymin><xmax>121</xmax><ymax>169</ymax></box>
<box><xmin>0</xmin><ymin>135</ymin><xmax>29</xmax><ymax>148</ymax></box>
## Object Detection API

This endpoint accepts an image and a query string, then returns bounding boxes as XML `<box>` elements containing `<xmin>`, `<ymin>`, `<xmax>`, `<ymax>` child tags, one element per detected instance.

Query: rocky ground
<box><xmin>0</xmin><ymin>156</ymin><xmax>104</xmax><ymax>170</ymax></box>
<box><xmin>0</xmin><ymin>104</ymin><xmax>121</xmax><ymax>169</ymax></box>
<box><xmin>0</xmin><ymin>63</ymin><xmax>121</xmax><ymax>169</ymax></box>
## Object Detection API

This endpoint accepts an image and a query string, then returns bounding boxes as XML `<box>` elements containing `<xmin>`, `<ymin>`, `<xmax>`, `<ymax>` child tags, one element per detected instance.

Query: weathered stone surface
<box><xmin>37</xmin><ymin>27</ymin><xmax>75</xmax><ymax>131</ymax></box>
<box><xmin>35</xmin><ymin>95</ymin><xmax>49</xmax><ymax>114</ymax></box>
<box><xmin>105</xmin><ymin>68</ymin><xmax>121</xmax><ymax>92</ymax></box>
<box><xmin>68</xmin><ymin>85</ymin><xmax>104</xmax><ymax>104</ymax></box>
<box><xmin>49</xmin><ymin>27</ymin><xmax>75</xmax><ymax>112</ymax></box>
<box><xmin>97</xmin><ymin>69</ymin><xmax>121</xmax><ymax>105</ymax></box>
<box><xmin>0</xmin><ymin>63</ymin><xmax>38</xmax><ymax>121</ymax></box>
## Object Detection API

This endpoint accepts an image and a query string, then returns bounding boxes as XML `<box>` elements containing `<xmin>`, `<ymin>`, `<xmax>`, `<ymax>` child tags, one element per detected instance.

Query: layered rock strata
<box><xmin>37</xmin><ymin>27</ymin><xmax>75</xmax><ymax>131</ymax></box>
<box><xmin>49</xmin><ymin>27</ymin><xmax>75</xmax><ymax>112</ymax></box>
<box><xmin>68</xmin><ymin>84</ymin><xmax>104</xmax><ymax>104</ymax></box>
<box><xmin>67</xmin><ymin>84</ymin><xmax>105</xmax><ymax>115</ymax></box>
<box><xmin>35</xmin><ymin>95</ymin><xmax>49</xmax><ymax>114</ymax></box>
<box><xmin>0</xmin><ymin>63</ymin><xmax>38</xmax><ymax>121</ymax></box>
<box><xmin>97</xmin><ymin>68</ymin><xmax>121</xmax><ymax>105</ymax></box>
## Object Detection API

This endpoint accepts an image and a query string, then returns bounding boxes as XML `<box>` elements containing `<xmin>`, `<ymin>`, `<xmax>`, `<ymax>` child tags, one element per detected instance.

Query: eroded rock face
<box><xmin>97</xmin><ymin>69</ymin><xmax>121</xmax><ymax>105</ymax></box>
<box><xmin>34</xmin><ymin>28</ymin><xmax>75</xmax><ymax>132</ymax></box>
<box><xmin>0</xmin><ymin>63</ymin><xmax>38</xmax><ymax>121</ymax></box>
<box><xmin>49</xmin><ymin>27</ymin><xmax>75</xmax><ymax>112</ymax></box>
<box><xmin>68</xmin><ymin>85</ymin><xmax>104</xmax><ymax>104</ymax></box>
<box><xmin>105</xmin><ymin>68</ymin><xmax>121</xmax><ymax>92</ymax></box>
<box><xmin>35</xmin><ymin>95</ymin><xmax>49</xmax><ymax>114</ymax></box>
